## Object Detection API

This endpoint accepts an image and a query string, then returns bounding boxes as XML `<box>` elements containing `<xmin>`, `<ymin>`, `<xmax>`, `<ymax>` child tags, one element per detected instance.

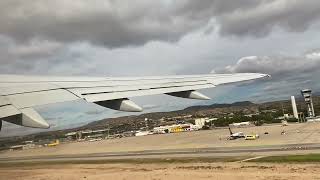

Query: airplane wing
<box><xmin>0</xmin><ymin>73</ymin><xmax>269</xmax><ymax>131</ymax></box>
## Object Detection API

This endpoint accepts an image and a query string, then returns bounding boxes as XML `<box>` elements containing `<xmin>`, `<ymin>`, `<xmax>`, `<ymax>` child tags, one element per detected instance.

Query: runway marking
<box><xmin>238</xmin><ymin>156</ymin><xmax>266</xmax><ymax>162</ymax></box>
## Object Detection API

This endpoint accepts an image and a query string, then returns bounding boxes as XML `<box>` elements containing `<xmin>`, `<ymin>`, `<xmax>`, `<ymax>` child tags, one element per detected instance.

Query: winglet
<box><xmin>20</xmin><ymin>108</ymin><xmax>50</xmax><ymax>129</ymax></box>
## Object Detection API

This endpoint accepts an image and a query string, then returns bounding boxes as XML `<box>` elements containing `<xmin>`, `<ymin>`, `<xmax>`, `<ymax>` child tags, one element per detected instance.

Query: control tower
<box><xmin>301</xmin><ymin>89</ymin><xmax>315</xmax><ymax>117</ymax></box>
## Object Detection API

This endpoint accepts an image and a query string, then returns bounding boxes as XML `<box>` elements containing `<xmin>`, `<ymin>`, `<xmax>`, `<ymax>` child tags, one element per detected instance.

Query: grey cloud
<box><xmin>174</xmin><ymin>0</ymin><xmax>263</xmax><ymax>17</ymax></box>
<box><xmin>0</xmin><ymin>37</ymin><xmax>65</xmax><ymax>74</ymax></box>
<box><xmin>0</xmin><ymin>0</ymin><xmax>320</xmax><ymax>48</ymax></box>
<box><xmin>218</xmin><ymin>0</ymin><xmax>320</xmax><ymax>37</ymax></box>
<box><xmin>8</xmin><ymin>40</ymin><xmax>62</xmax><ymax>59</ymax></box>
<box><xmin>0</xmin><ymin>0</ymin><xmax>210</xmax><ymax>47</ymax></box>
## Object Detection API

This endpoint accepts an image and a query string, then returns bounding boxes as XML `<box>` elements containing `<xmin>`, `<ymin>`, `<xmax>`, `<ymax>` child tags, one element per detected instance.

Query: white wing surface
<box><xmin>0</xmin><ymin>73</ymin><xmax>269</xmax><ymax>130</ymax></box>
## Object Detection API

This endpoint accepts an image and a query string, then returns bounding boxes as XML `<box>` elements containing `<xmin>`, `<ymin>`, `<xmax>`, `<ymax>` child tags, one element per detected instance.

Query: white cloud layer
<box><xmin>217</xmin><ymin>49</ymin><xmax>320</xmax><ymax>103</ymax></box>
<box><xmin>222</xmin><ymin>49</ymin><xmax>320</xmax><ymax>75</ymax></box>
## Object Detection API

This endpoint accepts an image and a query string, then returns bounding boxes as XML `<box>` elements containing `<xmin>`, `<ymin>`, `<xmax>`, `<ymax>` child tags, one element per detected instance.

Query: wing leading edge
<box><xmin>0</xmin><ymin>73</ymin><xmax>270</xmax><ymax>131</ymax></box>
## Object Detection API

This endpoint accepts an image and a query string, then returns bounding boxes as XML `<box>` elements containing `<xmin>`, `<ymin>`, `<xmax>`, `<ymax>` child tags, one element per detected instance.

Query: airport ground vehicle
<box><xmin>245</xmin><ymin>134</ymin><xmax>259</xmax><ymax>140</ymax></box>
<box><xmin>47</xmin><ymin>140</ymin><xmax>60</xmax><ymax>147</ymax></box>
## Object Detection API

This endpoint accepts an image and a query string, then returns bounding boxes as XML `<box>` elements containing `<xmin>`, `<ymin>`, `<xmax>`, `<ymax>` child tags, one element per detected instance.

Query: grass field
<box><xmin>250</xmin><ymin>154</ymin><xmax>320</xmax><ymax>163</ymax></box>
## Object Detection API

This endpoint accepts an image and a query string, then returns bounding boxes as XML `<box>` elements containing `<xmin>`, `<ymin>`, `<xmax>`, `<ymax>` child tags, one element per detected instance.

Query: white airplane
<box><xmin>228</xmin><ymin>126</ymin><xmax>245</xmax><ymax>140</ymax></box>
<box><xmin>0</xmin><ymin>73</ymin><xmax>270</xmax><ymax>132</ymax></box>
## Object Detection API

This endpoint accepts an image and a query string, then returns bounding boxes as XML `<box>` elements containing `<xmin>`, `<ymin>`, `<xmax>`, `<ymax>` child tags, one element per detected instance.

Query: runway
<box><xmin>1</xmin><ymin>143</ymin><xmax>320</xmax><ymax>164</ymax></box>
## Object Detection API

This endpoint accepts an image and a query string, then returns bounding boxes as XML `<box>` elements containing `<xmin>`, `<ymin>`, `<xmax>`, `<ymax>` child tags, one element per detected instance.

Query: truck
<box><xmin>245</xmin><ymin>134</ymin><xmax>259</xmax><ymax>140</ymax></box>
<box><xmin>47</xmin><ymin>139</ymin><xmax>60</xmax><ymax>147</ymax></box>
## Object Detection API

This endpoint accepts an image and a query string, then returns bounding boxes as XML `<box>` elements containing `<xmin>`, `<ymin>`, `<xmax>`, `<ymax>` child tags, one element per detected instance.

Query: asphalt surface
<box><xmin>1</xmin><ymin>143</ymin><xmax>320</xmax><ymax>163</ymax></box>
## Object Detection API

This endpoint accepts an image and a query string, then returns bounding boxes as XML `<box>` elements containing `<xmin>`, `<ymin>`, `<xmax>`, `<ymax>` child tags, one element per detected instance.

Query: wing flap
<box><xmin>0</xmin><ymin>83</ymin><xmax>60</xmax><ymax>96</ymax></box>
<box><xmin>5</xmin><ymin>89</ymin><xmax>79</xmax><ymax>109</ymax></box>
<box><xmin>83</xmin><ymin>84</ymin><xmax>215</xmax><ymax>102</ymax></box>
<box><xmin>67</xmin><ymin>80</ymin><xmax>211</xmax><ymax>97</ymax></box>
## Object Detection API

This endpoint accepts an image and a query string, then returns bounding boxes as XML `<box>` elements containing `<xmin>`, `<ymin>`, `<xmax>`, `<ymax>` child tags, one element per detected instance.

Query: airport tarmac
<box><xmin>0</xmin><ymin>122</ymin><xmax>320</xmax><ymax>162</ymax></box>
<box><xmin>1</xmin><ymin>122</ymin><xmax>320</xmax><ymax>180</ymax></box>
<box><xmin>1</xmin><ymin>122</ymin><xmax>320</xmax><ymax>158</ymax></box>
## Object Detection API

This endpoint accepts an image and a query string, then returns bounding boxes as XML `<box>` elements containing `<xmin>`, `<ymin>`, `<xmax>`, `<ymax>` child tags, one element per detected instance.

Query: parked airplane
<box><xmin>228</xmin><ymin>126</ymin><xmax>245</xmax><ymax>140</ymax></box>
<box><xmin>0</xmin><ymin>73</ymin><xmax>270</xmax><ymax>132</ymax></box>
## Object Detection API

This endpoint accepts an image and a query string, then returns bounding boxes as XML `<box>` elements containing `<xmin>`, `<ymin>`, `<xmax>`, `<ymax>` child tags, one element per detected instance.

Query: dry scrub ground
<box><xmin>0</xmin><ymin>162</ymin><xmax>319</xmax><ymax>180</ymax></box>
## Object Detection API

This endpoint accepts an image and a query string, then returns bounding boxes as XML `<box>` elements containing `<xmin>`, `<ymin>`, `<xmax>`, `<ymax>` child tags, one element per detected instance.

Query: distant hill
<box><xmin>0</xmin><ymin>100</ymin><xmax>258</xmax><ymax>144</ymax></box>
<box><xmin>1</xmin><ymin>96</ymin><xmax>319</xmax><ymax>146</ymax></box>
<box><xmin>314</xmin><ymin>91</ymin><xmax>320</xmax><ymax>96</ymax></box>
<box><xmin>183</xmin><ymin>101</ymin><xmax>254</xmax><ymax>111</ymax></box>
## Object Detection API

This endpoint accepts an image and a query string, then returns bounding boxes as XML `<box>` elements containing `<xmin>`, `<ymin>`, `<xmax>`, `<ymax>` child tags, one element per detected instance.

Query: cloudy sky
<box><xmin>1</xmin><ymin>0</ymin><xmax>320</xmax><ymax>136</ymax></box>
